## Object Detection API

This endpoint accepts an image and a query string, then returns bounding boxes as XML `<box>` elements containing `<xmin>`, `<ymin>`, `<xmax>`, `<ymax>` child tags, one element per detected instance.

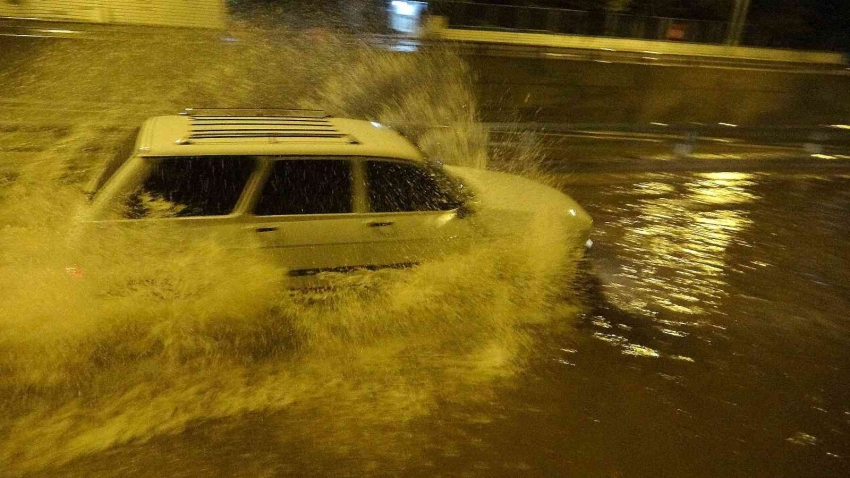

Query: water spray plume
<box><xmin>0</xmin><ymin>26</ymin><xmax>581</xmax><ymax>475</ymax></box>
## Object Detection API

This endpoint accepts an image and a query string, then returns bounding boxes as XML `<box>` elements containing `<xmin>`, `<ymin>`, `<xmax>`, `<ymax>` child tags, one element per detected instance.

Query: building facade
<box><xmin>0</xmin><ymin>0</ymin><xmax>226</xmax><ymax>29</ymax></box>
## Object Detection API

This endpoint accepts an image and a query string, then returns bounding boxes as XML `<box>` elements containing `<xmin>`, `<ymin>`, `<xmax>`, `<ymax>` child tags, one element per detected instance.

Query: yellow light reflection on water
<box><xmin>609</xmin><ymin>173</ymin><xmax>759</xmax><ymax>317</ymax></box>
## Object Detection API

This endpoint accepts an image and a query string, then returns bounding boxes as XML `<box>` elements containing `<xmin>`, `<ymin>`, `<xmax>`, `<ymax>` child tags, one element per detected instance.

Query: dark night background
<box><xmin>230</xmin><ymin>0</ymin><xmax>850</xmax><ymax>51</ymax></box>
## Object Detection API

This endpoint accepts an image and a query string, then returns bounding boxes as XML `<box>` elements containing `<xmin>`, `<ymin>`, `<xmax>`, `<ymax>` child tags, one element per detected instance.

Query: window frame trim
<box><xmin>246</xmin><ymin>155</ymin><xmax>454</xmax><ymax>219</ymax></box>
<box><xmin>361</xmin><ymin>157</ymin><xmax>464</xmax><ymax>215</ymax></box>
<box><xmin>89</xmin><ymin>155</ymin><xmax>462</xmax><ymax>223</ymax></box>
<box><xmin>90</xmin><ymin>154</ymin><xmax>261</xmax><ymax>223</ymax></box>
<box><xmin>248</xmin><ymin>156</ymin><xmax>360</xmax><ymax>218</ymax></box>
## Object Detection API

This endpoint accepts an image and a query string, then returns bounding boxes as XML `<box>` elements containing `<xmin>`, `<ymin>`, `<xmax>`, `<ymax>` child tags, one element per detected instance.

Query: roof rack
<box><xmin>180</xmin><ymin>108</ymin><xmax>328</xmax><ymax>118</ymax></box>
<box><xmin>175</xmin><ymin>114</ymin><xmax>359</xmax><ymax>145</ymax></box>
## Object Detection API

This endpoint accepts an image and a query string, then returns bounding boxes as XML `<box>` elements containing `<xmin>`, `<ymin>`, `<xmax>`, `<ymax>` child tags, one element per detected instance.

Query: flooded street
<box><xmin>2</xmin><ymin>29</ymin><xmax>850</xmax><ymax>478</ymax></box>
<box><xmin>504</xmin><ymin>172</ymin><xmax>850</xmax><ymax>477</ymax></box>
<box><xmin>7</xmin><ymin>171</ymin><xmax>847</xmax><ymax>478</ymax></box>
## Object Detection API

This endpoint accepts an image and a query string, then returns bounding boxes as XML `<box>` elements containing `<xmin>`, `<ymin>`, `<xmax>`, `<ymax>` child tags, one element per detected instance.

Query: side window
<box><xmin>254</xmin><ymin>160</ymin><xmax>352</xmax><ymax>215</ymax></box>
<box><xmin>367</xmin><ymin>161</ymin><xmax>459</xmax><ymax>213</ymax></box>
<box><xmin>125</xmin><ymin>156</ymin><xmax>254</xmax><ymax>219</ymax></box>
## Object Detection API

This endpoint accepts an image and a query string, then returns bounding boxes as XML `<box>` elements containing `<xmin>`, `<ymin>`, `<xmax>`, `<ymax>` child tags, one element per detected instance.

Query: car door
<box><xmin>360</xmin><ymin>159</ymin><xmax>478</xmax><ymax>267</ymax></box>
<box><xmin>85</xmin><ymin>154</ymin><xmax>258</xmax><ymax>247</ymax></box>
<box><xmin>247</xmin><ymin>157</ymin><xmax>369</xmax><ymax>274</ymax></box>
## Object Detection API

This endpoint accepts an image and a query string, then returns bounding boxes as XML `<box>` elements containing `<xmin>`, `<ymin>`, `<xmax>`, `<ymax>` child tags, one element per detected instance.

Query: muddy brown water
<box><xmin>12</xmin><ymin>171</ymin><xmax>846</xmax><ymax>478</ymax></box>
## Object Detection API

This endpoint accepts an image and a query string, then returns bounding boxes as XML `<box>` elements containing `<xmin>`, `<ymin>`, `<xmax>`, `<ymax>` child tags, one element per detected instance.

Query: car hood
<box><xmin>447</xmin><ymin>166</ymin><xmax>591</xmax><ymax>219</ymax></box>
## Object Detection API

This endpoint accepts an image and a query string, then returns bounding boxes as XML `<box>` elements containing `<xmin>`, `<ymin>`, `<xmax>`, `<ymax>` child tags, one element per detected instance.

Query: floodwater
<box><xmin>521</xmin><ymin>172</ymin><xmax>850</xmax><ymax>477</ymax></box>
<box><xmin>4</xmin><ymin>170</ymin><xmax>848</xmax><ymax>477</ymax></box>
<box><xmin>2</xmin><ymin>28</ymin><xmax>850</xmax><ymax>478</ymax></box>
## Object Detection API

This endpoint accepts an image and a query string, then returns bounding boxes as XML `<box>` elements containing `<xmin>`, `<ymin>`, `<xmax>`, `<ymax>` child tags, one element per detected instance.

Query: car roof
<box><xmin>135</xmin><ymin>113</ymin><xmax>425</xmax><ymax>161</ymax></box>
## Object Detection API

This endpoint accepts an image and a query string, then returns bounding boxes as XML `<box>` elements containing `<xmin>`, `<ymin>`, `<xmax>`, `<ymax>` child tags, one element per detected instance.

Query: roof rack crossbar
<box><xmin>188</xmin><ymin>131</ymin><xmax>347</xmax><ymax>138</ymax></box>
<box><xmin>188</xmin><ymin>130</ymin><xmax>344</xmax><ymax>136</ymax></box>
<box><xmin>181</xmin><ymin>108</ymin><xmax>328</xmax><ymax>118</ymax></box>
<box><xmin>190</xmin><ymin>125</ymin><xmax>337</xmax><ymax>131</ymax></box>
<box><xmin>190</xmin><ymin>118</ymin><xmax>332</xmax><ymax>124</ymax></box>
<box><xmin>176</xmin><ymin>134</ymin><xmax>358</xmax><ymax>145</ymax></box>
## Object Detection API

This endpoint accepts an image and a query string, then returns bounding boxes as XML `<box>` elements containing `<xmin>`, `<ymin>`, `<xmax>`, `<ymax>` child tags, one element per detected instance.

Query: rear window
<box><xmin>124</xmin><ymin>156</ymin><xmax>254</xmax><ymax>218</ymax></box>
<box><xmin>254</xmin><ymin>159</ymin><xmax>353</xmax><ymax>215</ymax></box>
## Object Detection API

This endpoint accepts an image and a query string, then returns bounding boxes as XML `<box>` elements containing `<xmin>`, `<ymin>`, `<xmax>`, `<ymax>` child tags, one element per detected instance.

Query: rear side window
<box><xmin>125</xmin><ymin>156</ymin><xmax>254</xmax><ymax>218</ymax></box>
<box><xmin>367</xmin><ymin>161</ymin><xmax>459</xmax><ymax>213</ymax></box>
<box><xmin>254</xmin><ymin>160</ymin><xmax>352</xmax><ymax>215</ymax></box>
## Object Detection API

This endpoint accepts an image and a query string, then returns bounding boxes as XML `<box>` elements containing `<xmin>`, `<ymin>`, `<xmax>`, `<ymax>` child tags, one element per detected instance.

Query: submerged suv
<box><xmin>78</xmin><ymin>109</ymin><xmax>592</xmax><ymax>278</ymax></box>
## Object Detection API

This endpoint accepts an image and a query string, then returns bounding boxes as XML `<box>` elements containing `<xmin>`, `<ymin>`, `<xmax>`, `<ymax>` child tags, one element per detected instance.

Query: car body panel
<box><xmin>247</xmin><ymin>214</ymin><xmax>373</xmax><ymax>272</ymax></box>
<box><xmin>446</xmin><ymin>166</ymin><xmax>593</xmax><ymax>243</ymax></box>
<box><xmin>357</xmin><ymin>209</ymin><xmax>479</xmax><ymax>266</ymax></box>
<box><xmin>136</xmin><ymin>116</ymin><xmax>424</xmax><ymax>161</ymax></box>
<box><xmin>74</xmin><ymin>114</ymin><xmax>592</xmax><ymax>283</ymax></box>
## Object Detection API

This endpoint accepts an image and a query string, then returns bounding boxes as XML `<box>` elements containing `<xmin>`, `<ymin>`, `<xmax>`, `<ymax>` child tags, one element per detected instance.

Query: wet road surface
<box><xmin>13</xmin><ymin>170</ymin><xmax>847</xmax><ymax>478</ymax></box>
<box><xmin>2</xmin><ymin>30</ymin><xmax>849</xmax><ymax>476</ymax></box>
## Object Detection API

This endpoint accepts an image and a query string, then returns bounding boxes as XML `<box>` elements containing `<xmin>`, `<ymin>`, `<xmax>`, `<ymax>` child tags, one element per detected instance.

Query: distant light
<box><xmin>389</xmin><ymin>43</ymin><xmax>418</xmax><ymax>52</ymax></box>
<box><xmin>702</xmin><ymin>172</ymin><xmax>750</xmax><ymax>180</ymax></box>
<box><xmin>642</xmin><ymin>51</ymin><xmax>662</xmax><ymax>55</ymax></box>
<box><xmin>370</xmin><ymin>121</ymin><xmax>383</xmax><ymax>128</ymax></box>
<box><xmin>569</xmin><ymin>209</ymin><xmax>577</xmax><ymax>216</ymax></box>
<box><xmin>830</xmin><ymin>124</ymin><xmax>850</xmax><ymax>130</ymax></box>
<box><xmin>585</xmin><ymin>239</ymin><xmax>594</xmax><ymax>249</ymax></box>
<box><xmin>391</xmin><ymin>0</ymin><xmax>415</xmax><ymax>16</ymax></box>
<box><xmin>39</xmin><ymin>29</ymin><xmax>77</xmax><ymax>34</ymax></box>
<box><xmin>811</xmin><ymin>154</ymin><xmax>836</xmax><ymax>159</ymax></box>
<box><xmin>601</xmin><ymin>48</ymin><xmax>616</xmax><ymax>51</ymax></box>
<box><xmin>642</xmin><ymin>57</ymin><xmax>658</xmax><ymax>61</ymax></box>
<box><xmin>718</xmin><ymin>122</ymin><xmax>737</xmax><ymax>127</ymax></box>
<box><xmin>221</xmin><ymin>37</ymin><xmax>239</xmax><ymax>43</ymax></box>
<box><xmin>650</xmin><ymin>122</ymin><xmax>668</xmax><ymax>127</ymax></box>
<box><xmin>3</xmin><ymin>34</ymin><xmax>48</xmax><ymax>38</ymax></box>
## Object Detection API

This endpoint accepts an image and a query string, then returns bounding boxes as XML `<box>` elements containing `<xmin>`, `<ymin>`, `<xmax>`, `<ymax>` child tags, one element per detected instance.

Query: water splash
<box><xmin>0</xmin><ymin>27</ymin><xmax>576</xmax><ymax>475</ymax></box>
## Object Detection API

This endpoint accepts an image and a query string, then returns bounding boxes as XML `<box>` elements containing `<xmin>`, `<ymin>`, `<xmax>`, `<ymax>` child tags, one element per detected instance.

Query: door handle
<box><xmin>255</xmin><ymin>226</ymin><xmax>278</xmax><ymax>233</ymax></box>
<box><xmin>368</xmin><ymin>221</ymin><xmax>394</xmax><ymax>228</ymax></box>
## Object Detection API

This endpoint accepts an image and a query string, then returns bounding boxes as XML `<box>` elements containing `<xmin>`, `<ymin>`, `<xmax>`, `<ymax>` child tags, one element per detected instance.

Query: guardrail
<box><xmin>430</xmin><ymin>1</ymin><xmax>588</xmax><ymax>35</ymax></box>
<box><xmin>602</xmin><ymin>13</ymin><xmax>728</xmax><ymax>44</ymax></box>
<box><xmin>429</xmin><ymin>1</ymin><xmax>843</xmax><ymax>51</ymax></box>
<box><xmin>433</xmin><ymin>28</ymin><xmax>848</xmax><ymax>66</ymax></box>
